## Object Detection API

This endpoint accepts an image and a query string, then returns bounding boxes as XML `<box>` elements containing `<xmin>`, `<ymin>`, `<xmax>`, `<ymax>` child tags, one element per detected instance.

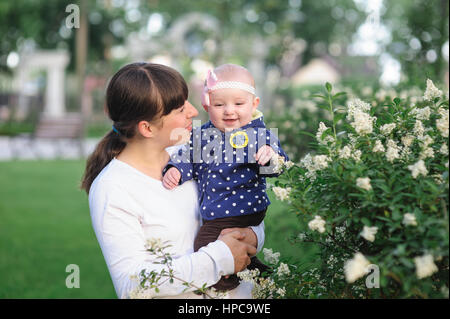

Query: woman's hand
<box><xmin>218</xmin><ymin>230</ymin><xmax>257</xmax><ymax>273</ymax></box>
<box><xmin>220</xmin><ymin>227</ymin><xmax>257</xmax><ymax>255</ymax></box>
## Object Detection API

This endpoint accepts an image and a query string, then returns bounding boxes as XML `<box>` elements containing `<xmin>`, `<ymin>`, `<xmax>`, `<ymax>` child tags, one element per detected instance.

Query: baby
<box><xmin>162</xmin><ymin>64</ymin><xmax>289</xmax><ymax>291</ymax></box>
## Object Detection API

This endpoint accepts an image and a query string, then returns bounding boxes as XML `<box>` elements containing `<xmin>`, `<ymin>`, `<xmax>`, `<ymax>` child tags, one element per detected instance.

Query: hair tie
<box><xmin>112</xmin><ymin>125</ymin><xmax>120</xmax><ymax>135</ymax></box>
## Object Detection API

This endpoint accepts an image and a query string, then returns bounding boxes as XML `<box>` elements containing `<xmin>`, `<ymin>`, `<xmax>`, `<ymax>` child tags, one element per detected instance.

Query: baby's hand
<box><xmin>162</xmin><ymin>167</ymin><xmax>181</xmax><ymax>190</ymax></box>
<box><xmin>254</xmin><ymin>145</ymin><xmax>275</xmax><ymax>166</ymax></box>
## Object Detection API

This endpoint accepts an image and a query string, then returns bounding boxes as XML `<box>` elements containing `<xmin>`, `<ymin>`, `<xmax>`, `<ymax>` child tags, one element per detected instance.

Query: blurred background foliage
<box><xmin>0</xmin><ymin>0</ymin><xmax>448</xmax><ymax>298</ymax></box>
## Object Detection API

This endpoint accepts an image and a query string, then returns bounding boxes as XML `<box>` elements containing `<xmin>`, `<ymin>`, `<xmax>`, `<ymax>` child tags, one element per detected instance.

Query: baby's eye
<box><xmin>180</xmin><ymin>107</ymin><xmax>185</xmax><ymax>112</ymax></box>
<box><xmin>214</xmin><ymin>104</ymin><xmax>223</xmax><ymax>107</ymax></box>
<box><xmin>236</xmin><ymin>103</ymin><xmax>244</xmax><ymax>105</ymax></box>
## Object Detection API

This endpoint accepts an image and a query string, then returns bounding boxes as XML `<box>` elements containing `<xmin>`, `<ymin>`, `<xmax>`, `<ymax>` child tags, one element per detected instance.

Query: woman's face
<box><xmin>158</xmin><ymin>100</ymin><xmax>198</xmax><ymax>146</ymax></box>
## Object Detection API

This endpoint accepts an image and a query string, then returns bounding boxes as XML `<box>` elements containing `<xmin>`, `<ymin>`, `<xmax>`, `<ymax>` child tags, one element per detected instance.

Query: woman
<box><xmin>81</xmin><ymin>62</ymin><xmax>264</xmax><ymax>299</ymax></box>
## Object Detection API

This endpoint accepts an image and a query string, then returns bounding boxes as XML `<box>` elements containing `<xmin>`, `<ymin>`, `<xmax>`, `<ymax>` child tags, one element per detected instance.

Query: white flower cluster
<box><xmin>374</xmin><ymin>137</ymin><xmax>411</xmax><ymax>161</ymax></box>
<box><xmin>316</xmin><ymin>122</ymin><xmax>335</xmax><ymax>145</ymax></box>
<box><xmin>346</xmin><ymin>98</ymin><xmax>376</xmax><ymax>135</ymax></box>
<box><xmin>326</xmin><ymin>254</ymin><xmax>339</xmax><ymax>270</ymax></box>
<box><xmin>380</xmin><ymin>123</ymin><xmax>396</xmax><ymax>135</ymax></box>
<box><xmin>344</xmin><ymin>252</ymin><xmax>371</xmax><ymax>283</ymax></box>
<box><xmin>308</xmin><ymin>215</ymin><xmax>326</xmax><ymax>233</ymax></box>
<box><xmin>385</xmin><ymin>139</ymin><xmax>401</xmax><ymax>162</ymax></box>
<box><xmin>300</xmin><ymin>153</ymin><xmax>331</xmax><ymax>181</ymax></box>
<box><xmin>237</xmin><ymin>268</ymin><xmax>260</xmax><ymax>283</ymax></box>
<box><xmin>402</xmin><ymin>213</ymin><xmax>418</xmax><ymax>226</ymax></box>
<box><xmin>436</xmin><ymin>107</ymin><xmax>449</xmax><ymax>138</ymax></box>
<box><xmin>413</xmin><ymin>120</ymin><xmax>425</xmax><ymax>137</ymax></box>
<box><xmin>339</xmin><ymin>144</ymin><xmax>362</xmax><ymax>162</ymax></box>
<box><xmin>418</xmin><ymin>135</ymin><xmax>435</xmax><ymax>160</ymax></box>
<box><xmin>263</xmin><ymin>248</ymin><xmax>280</xmax><ymax>265</ymax></box>
<box><xmin>238</xmin><ymin>253</ymin><xmax>289</xmax><ymax>298</ymax></box>
<box><xmin>360</xmin><ymin>226</ymin><xmax>378</xmax><ymax>242</ymax></box>
<box><xmin>356</xmin><ymin>177</ymin><xmax>372</xmax><ymax>191</ymax></box>
<box><xmin>414</xmin><ymin>254</ymin><xmax>438</xmax><ymax>279</ymax></box>
<box><xmin>372</xmin><ymin>140</ymin><xmax>385</xmax><ymax>153</ymax></box>
<box><xmin>252</xmin><ymin>277</ymin><xmax>278</xmax><ymax>299</ymax></box>
<box><xmin>338</xmin><ymin>145</ymin><xmax>352</xmax><ymax>159</ymax></box>
<box><xmin>271</xmin><ymin>153</ymin><xmax>295</xmax><ymax>174</ymax></box>
<box><xmin>145</xmin><ymin>238</ymin><xmax>164</xmax><ymax>251</ymax></box>
<box><xmin>276</xmin><ymin>262</ymin><xmax>291</xmax><ymax>277</ymax></box>
<box><xmin>237</xmin><ymin>268</ymin><xmax>282</xmax><ymax>298</ymax></box>
<box><xmin>129</xmin><ymin>286</ymin><xmax>158</xmax><ymax>299</ymax></box>
<box><xmin>423</xmin><ymin>79</ymin><xmax>442</xmax><ymax>101</ymax></box>
<box><xmin>347</xmin><ymin>98</ymin><xmax>371</xmax><ymax>119</ymax></box>
<box><xmin>407</xmin><ymin>159</ymin><xmax>428</xmax><ymax>179</ymax></box>
<box><xmin>410</xmin><ymin>106</ymin><xmax>431</xmax><ymax>121</ymax></box>
<box><xmin>401</xmin><ymin>135</ymin><xmax>415</xmax><ymax>148</ymax></box>
<box><xmin>440</xmin><ymin>143</ymin><xmax>449</xmax><ymax>156</ymax></box>
<box><xmin>272</xmin><ymin>186</ymin><xmax>292</xmax><ymax>201</ymax></box>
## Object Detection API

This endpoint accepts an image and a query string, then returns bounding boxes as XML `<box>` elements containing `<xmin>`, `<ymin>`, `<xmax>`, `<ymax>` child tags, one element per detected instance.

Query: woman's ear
<box><xmin>137</xmin><ymin>120</ymin><xmax>154</xmax><ymax>138</ymax></box>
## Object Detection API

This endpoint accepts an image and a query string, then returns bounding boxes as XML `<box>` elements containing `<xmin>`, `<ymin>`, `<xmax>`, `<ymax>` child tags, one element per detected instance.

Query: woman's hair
<box><xmin>81</xmin><ymin>62</ymin><xmax>188</xmax><ymax>194</ymax></box>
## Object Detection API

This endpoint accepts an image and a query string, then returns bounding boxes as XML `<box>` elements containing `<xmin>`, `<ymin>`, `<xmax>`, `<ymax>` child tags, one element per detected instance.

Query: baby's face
<box><xmin>207</xmin><ymin>88</ymin><xmax>259</xmax><ymax>132</ymax></box>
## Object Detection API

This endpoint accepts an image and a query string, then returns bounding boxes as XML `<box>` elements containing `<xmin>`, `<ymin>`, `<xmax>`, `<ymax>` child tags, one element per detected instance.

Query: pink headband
<box><xmin>201</xmin><ymin>69</ymin><xmax>256</xmax><ymax>107</ymax></box>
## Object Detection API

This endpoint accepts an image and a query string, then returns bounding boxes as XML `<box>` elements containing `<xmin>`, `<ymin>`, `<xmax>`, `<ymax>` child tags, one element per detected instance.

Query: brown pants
<box><xmin>194</xmin><ymin>209</ymin><xmax>269</xmax><ymax>292</ymax></box>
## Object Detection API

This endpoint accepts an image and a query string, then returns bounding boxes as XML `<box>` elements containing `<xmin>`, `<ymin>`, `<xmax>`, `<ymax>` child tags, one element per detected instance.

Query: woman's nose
<box><xmin>187</xmin><ymin>101</ymin><xmax>199</xmax><ymax>118</ymax></box>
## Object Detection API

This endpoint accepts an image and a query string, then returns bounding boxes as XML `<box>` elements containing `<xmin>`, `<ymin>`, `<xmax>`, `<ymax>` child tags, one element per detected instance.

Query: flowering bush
<box><xmin>266</xmin><ymin>86</ymin><xmax>331</xmax><ymax>162</ymax></box>
<box><xmin>129</xmin><ymin>239</ymin><xmax>225</xmax><ymax>299</ymax></box>
<box><xmin>272</xmin><ymin>80</ymin><xmax>449</xmax><ymax>298</ymax></box>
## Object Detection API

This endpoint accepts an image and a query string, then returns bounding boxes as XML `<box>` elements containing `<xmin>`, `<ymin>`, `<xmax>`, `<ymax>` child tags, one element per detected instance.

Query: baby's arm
<box><xmin>257</xmin><ymin>129</ymin><xmax>290</xmax><ymax>176</ymax></box>
<box><xmin>254</xmin><ymin>145</ymin><xmax>275</xmax><ymax>166</ymax></box>
<box><xmin>162</xmin><ymin>167</ymin><xmax>181</xmax><ymax>190</ymax></box>
<box><xmin>163</xmin><ymin>141</ymin><xmax>195</xmax><ymax>189</ymax></box>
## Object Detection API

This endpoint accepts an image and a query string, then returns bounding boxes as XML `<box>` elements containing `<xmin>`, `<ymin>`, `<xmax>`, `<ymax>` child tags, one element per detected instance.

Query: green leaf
<box><xmin>376</xmin><ymin>216</ymin><xmax>391</xmax><ymax>223</ymax></box>
<box><xmin>333</xmin><ymin>92</ymin><xmax>347</xmax><ymax>99</ymax></box>
<box><xmin>299</xmin><ymin>131</ymin><xmax>316</xmax><ymax>138</ymax></box>
<box><xmin>317</xmin><ymin>104</ymin><xmax>330</xmax><ymax>111</ymax></box>
<box><xmin>333</xmin><ymin>112</ymin><xmax>346</xmax><ymax>125</ymax></box>
<box><xmin>321</xmin><ymin>127</ymin><xmax>333</xmax><ymax>140</ymax></box>
<box><xmin>326</xmin><ymin>82</ymin><xmax>332</xmax><ymax>93</ymax></box>
<box><xmin>311</xmin><ymin>94</ymin><xmax>327</xmax><ymax>100</ymax></box>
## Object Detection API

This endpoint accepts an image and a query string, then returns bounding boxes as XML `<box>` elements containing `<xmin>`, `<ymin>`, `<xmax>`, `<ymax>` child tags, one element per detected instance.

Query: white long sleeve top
<box><xmin>88</xmin><ymin>158</ymin><xmax>264</xmax><ymax>299</ymax></box>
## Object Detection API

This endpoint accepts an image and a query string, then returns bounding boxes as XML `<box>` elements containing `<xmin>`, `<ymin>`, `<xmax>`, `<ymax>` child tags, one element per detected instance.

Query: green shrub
<box><xmin>250</xmin><ymin>80</ymin><xmax>449</xmax><ymax>298</ymax></box>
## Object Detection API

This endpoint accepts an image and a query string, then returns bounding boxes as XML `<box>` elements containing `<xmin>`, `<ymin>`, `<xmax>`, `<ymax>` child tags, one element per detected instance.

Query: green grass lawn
<box><xmin>0</xmin><ymin>160</ymin><xmax>317</xmax><ymax>298</ymax></box>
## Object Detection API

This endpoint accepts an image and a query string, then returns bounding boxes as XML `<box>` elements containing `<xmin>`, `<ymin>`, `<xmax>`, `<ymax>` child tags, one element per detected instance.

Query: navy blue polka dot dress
<box><xmin>165</xmin><ymin>114</ymin><xmax>289</xmax><ymax>221</ymax></box>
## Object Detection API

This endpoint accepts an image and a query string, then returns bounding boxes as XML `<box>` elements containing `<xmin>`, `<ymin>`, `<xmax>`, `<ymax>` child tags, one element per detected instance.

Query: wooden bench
<box><xmin>29</xmin><ymin>112</ymin><xmax>86</xmax><ymax>158</ymax></box>
<box><xmin>34</xmin><ymin>113</ymin><xmax>84</xmax><ymax>139</ymax></box>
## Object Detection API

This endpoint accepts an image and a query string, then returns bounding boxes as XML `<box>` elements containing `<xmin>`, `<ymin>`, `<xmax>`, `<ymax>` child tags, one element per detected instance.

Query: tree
<box><xmin>383</xmin><ymin>0</ymin><xmax>449</xmax><ymax>85</ymax></box>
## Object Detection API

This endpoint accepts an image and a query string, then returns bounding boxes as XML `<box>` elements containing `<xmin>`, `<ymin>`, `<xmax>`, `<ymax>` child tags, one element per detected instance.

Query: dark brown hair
<box><xmin>81</xmin><ymin>62</ymin><xmax>188</xmax><ymax>194</ymax></box>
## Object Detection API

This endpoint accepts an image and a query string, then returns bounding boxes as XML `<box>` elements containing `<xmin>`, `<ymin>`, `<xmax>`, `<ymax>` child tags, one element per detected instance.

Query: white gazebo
<box><xmin>15</xmin><ymin>50</ymin><xmax>70</xmax><ymax>118</ymax></box>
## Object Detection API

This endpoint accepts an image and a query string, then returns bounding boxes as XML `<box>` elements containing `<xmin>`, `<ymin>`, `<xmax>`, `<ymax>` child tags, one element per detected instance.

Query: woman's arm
<box><xmin>89</xmin><ymin>184</ymin><xmax>253</xmax><ymax>298</ymax></box>
<box><xmin>220</xmin><ymin>221</ymin><xmax>265</xmax><ymax>255</ymax></box>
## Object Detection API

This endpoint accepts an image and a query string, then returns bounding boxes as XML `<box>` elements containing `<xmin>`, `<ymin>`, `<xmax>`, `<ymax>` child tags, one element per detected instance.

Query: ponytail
<box><xmin>81</xmin><ymin>130</ymin><xmax>125</xmax><ymax>194</ymax></box>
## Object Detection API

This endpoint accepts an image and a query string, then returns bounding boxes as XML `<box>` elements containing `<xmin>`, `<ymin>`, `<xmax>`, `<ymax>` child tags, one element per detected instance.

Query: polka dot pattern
<box><xmin>164</xmin><ymin>115</ymin><xmax>289</xmax><ymax>220</ymax></box>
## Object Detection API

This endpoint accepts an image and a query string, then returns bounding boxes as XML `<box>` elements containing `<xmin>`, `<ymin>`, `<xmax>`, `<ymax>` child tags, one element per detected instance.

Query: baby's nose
<box><xmin>223</xmin><ymin>104</ymin><xmax>234</xmax><ymax>114</ymax></box>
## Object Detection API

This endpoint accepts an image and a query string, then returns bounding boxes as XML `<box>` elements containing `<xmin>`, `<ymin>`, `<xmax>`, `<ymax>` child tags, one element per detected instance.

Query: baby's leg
<box><xmin>194</xmin><ymin>219</ymin><xmax>241</xmax><ymax>291</ymax></box>
<box><xmin>193</xmin><ymin>220</ymin><xmax>224</xmax><ymax>252</ymax></box>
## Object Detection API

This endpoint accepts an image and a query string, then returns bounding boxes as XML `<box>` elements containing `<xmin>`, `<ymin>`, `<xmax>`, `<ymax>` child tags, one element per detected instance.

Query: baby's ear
<box><xmin>253</xmin><ymin>96</ymin><xmax>260</xmax><ymax>110</ymax></box>
<box><xmin>201</xmin><ymin>86</ymin><xmax>210</xmax><ymax>112</ymax></box>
